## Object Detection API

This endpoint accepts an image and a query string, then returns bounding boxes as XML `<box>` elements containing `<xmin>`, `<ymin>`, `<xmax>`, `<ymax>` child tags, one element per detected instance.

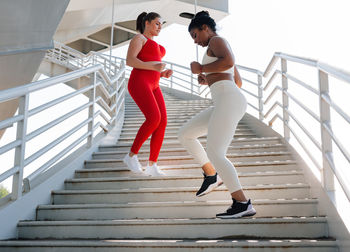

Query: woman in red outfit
<box><xmin>123</xmin><ymin>12</ymin><xmax>173</xmax><ymax>176</ymax></box>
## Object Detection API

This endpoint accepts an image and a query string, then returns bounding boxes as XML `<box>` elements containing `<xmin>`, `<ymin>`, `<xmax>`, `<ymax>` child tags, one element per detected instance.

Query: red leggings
<box><xmin>128</xmin><ymin>79</ymin><xmax>167</xmax><ymax>162</ymax></box>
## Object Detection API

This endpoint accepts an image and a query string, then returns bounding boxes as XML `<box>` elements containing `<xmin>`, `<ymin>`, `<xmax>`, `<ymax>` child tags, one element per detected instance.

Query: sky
<box><xmin>1</xmin><ymin>0</ymin><xmax>350</xmax><ymax>229</ymax></box>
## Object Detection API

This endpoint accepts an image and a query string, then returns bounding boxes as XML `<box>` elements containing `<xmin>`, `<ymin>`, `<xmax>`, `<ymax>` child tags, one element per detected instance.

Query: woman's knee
<box><xmin>207</xmin><ymin>146</ymin><xmax>224</xmax><ymax>164</ymax></box>
<box><xmin>178</xmin><ymin>125</ymin><xmax>191</xmax><ymax>143</ymax></box>
<box><xmin>145</xmin><ymin>111</ymin><xmax>161</xmax><ymax>130</ymax></box>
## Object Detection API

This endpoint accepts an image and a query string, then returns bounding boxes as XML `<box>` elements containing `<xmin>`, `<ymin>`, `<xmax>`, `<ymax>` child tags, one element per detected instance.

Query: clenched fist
<box><xmin>161</xmin><ymin>69</ymin><xmax>173</xmax><ymax>78</ymax></box>
<box><xmin>190</xmin><ymin>61</ymin><xmax>202</xmax><ymax>74</ymax></box>
<box><xmin>154</xmin><ymin>62</ymin><xmax>166</xmax><ymax>72</ymax></box>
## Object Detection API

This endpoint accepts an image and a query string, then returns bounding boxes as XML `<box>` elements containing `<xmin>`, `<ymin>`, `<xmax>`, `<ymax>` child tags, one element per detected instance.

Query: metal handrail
<box><xmin>0</xmin><ymin>44</ymin><xmax>127</xmax><ymax>201</ymax></box>
<box><xmin>260</xmin><ymin>52</ymin><xmax>350</xmax><ymax>202</ymax></box>
<box><xmin>2</xmin><ymin>39</ymin><xmax>349</xmax><ymax>212</ymax></box>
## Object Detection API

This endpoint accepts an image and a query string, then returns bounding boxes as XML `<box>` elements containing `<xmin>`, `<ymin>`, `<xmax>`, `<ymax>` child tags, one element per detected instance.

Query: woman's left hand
<box><xmin>190</xmin><ymin>61</ymin><xmax>202</xmax><ymax>74</ymax></box>
<box><xmin>161</xmin><ymin>69</ymin><xmax>173</xmax><ymax>78</ymax></box>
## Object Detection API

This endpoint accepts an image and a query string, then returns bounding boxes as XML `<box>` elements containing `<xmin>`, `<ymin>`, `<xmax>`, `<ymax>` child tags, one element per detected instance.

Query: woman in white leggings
<box><xmin>178</xmin><ymin>11</ymin><xmax>256</xmax><ymax>218</ymax></box>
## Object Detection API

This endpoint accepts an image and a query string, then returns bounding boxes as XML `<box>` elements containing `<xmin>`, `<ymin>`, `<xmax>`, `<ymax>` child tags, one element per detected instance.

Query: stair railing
<box><xmin>0</xmin><ymin>51</ymin><xmax>126</xmax><ymax>205</ymax></box>
<box><xmin>6</xmin><ymin>40</ymin><xmax>349</xmax><ymax>208</ymax></box>
<box><xmin>259</xmin><ymin>52</ymin><xmax>350</xmax><ymax>202</ymax></box>
<box><xmin>114</xmin><ymin>48</ymin><xmax>350</xmax><ymax>204</ymax></box>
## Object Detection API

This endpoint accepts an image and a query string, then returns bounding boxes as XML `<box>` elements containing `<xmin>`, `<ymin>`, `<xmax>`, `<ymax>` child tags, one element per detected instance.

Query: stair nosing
<box><xmin>18</xmin><ymin>216</ymin><xmax>328</xmax><ymax>226</ymax></box>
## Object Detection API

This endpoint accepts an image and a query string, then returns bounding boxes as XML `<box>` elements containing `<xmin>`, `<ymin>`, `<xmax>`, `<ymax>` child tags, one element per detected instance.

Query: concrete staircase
<box><xmin>0</xmin><ymin>91</ymin><xmax>338</xmax><ymax>251</ymax></box>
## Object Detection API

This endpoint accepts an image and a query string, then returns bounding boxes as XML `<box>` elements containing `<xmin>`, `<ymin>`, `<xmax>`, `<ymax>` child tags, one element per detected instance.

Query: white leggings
<box><xmin>178</xmin><ymin>80</ymin><xmax>247</xmax><ymax>193</ymax></box>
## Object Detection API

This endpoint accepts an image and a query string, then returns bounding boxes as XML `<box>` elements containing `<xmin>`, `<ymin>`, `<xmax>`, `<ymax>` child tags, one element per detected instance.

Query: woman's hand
<box><xmin>161</xmin><ymin>69</ymin><xmax>173</xmax><ymax>78</ymax></box>
<box><xmin>198</xmin><ymin>73</ymin><xmax>208</xmax><ymax>85</ymax></box>
<box><xmin>153</xmin><ymin>62</ymin><xmax>166</xmax><ymax>72</ymax></box>
<box><xmin>190</xmin><ymin>61</ymin><xmax>202</xmax><ymax>74</ymax></box>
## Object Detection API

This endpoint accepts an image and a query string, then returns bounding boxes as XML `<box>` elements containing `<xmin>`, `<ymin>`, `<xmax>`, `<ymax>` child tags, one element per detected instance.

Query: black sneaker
<box><xmin>196</xmin><ymin>173</ymin><xmax>223</xmax><ymax>197</ymax></box>
<box><xmin>216</xmin><ymin>199</ymin><xmax>256</xmax><ymax>219</ymax></box>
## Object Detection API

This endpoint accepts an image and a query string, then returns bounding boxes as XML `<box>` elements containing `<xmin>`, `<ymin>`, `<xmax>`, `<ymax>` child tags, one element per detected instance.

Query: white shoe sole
<box><xmin>216</xmin><ymin>208</ymin><xmax>257</xmax><ymax>219</ymax></box>
<box><xmin>144</xmin><ymin>170</ymin><xmax>166</xmax><ymax>176</ymax></box>
<box><xmin>196</xmin><ymin>178</ymin><xmax>224</xmax><ymax>197</ymax></box>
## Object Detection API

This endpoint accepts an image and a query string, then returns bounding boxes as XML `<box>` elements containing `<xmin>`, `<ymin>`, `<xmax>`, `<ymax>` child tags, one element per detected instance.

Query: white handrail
<box><xmin>0</xmin><ymin>44</ymin><xmax>127</xmax><ymax>201</ymax></box>
<box><xmin>259</xmin><ymin>52</ymin><xmax>350</xmax><ymax>202</ymax></box>
<box><xmin>1</xmin><ymin>40</ymin><xmax>349</xmax><ymax>211</ymax></box>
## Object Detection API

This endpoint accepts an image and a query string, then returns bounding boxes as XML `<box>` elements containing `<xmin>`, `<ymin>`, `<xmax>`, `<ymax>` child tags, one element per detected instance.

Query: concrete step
<box><xmin>0</xmin><ymin>239</ymin><xmax>338</xmax><ymax>252</ymax></box>
<box><xmin>119</xmin><ymin>129</ymin><xmax>256</xmax><ymax>139</ymax></box>
<box><xmin>122</xmin><ymin>125</ymin><xmax>253</xmax><ymax>132</ymax></box>
<box><xmin>17</xmin><ymin>217</ymin><xmax>328</xmax><ymax>239</ymax></box>
<box><xmin>56</xmin><ymin>183</ymin><xmax>310</xmax><ymax>202</ymax></box>
<box><xmin>83</xmin><ymin>161</ymin><xmax>300</xmax><ymax>175</ymax></box>
<box><xmin>74</xmin><ymin>170</ymin><xmax>305</xmax><ymax>185</ymax></box>
<box><xmin>37</xmin><ymin>199</ymin><xmax>318</xmax><ymax>220</ymax></box>
<box><xmin>118</xmin><ymin>133</ymin><xmax>257</xmax><ymax>142</ymax></box>
<box><xmin>92</xmin><ymin>149</ymin><xmax>291</xmax><ymax>161</ymax></box>
<box><xmin>99</xmin><ymin>137</ymin><xmax>283</xmax><ymax>151</ymax></box>
<box><xmin>124</xmin><ymin>107</ymin><xmax>211</xmax><ymax>114</ymax></box>
<box><xmin>119</xmin><ymin>124</ymin><xmax>250</xmax><ymax>133</ymax></box>
<box><xmin>125</xmin><ymin>102</ymin><xmax>211</xmax><ymax>107</ymax></box>
<box><xmin>95</xmin><ymin>144</ymin><xmax>288</xmax><ymax>159</ymax></box>
<box><xmin>86</xmin><ymin>152</ymin><xmax>294</xmax><ymax>168</ymax></box>
<box><xmin>123</xmin><ymin>114</ymin><xmax>196</xmax><ymax>121</ymax></box>
<box><xmin>124</xmin><ymin>112</ymin><xmax>203</xmax><ymax>118</ymax></box>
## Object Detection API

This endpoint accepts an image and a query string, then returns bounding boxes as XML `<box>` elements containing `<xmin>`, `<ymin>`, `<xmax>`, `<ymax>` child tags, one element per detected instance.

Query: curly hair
<box><xmin>188</xmin><ymin>11</ymin><xmax>216</xmax><ymax>32</ymax></box>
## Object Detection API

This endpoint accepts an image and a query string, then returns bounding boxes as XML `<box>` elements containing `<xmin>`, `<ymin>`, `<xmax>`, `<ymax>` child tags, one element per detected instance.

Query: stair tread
<box><xmin>92</xmin><ymin>151</ymin><xmax>291</xmax><ymax>158</ymax></box>
<box><xmin>0</xmin><ymin>239</ymin><xmax>337</xmax><ymax>247</ymax></box>
<box><xmin>54</xmin><ymin>183</ymin><xmax>310</xmax><ymax>194</ymax></box>
<box><xmin>97</xmin><ymin>143</ymin><xmax>287</xmax><ymax>154</ymax></box>
<box><xmin>100</xmin><ymin>136</ymin><xmax>282</xmax><ymax>148</ymax></box>
<box><xmin>39</xmin><ymin>199</ymin><xmax>319</xmax><ymax>209</ymax></box>
<box><xmin>85</xmin><ymin>159</ymin><xmax>296</xmax><ymax>165</ymax></box>
<box><xmin>18</xmin><ymin>216</ymin><xmax>328</xmax><ymax>226</ymax></box>
<box><xmin>72</xmin><ymin>170</ymin><xmax>303</xmax><ymax>180</ymax></box>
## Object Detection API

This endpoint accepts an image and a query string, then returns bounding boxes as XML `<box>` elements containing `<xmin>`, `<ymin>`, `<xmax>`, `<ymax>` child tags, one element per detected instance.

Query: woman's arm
<box><xmin>234</xmin><ymin>66</ymin><xmax>242</xmax><ymax>88</ymax></box>
<box><xmin>126</xmin><ymin>34</ymin><xmax>165</xmax><ymax>72</ymax></box>
<box><xmin>200</xmin><ymin>37</ymin><xmax>235</xmax><ymax>73</ymax></box>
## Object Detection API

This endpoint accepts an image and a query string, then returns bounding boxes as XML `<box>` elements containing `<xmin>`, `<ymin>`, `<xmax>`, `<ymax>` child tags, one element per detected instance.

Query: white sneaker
<box><xmin>123</xmin><ymin>154</ymin><xmax>143</xmax><ymax>173</ymax></box>
<box><xmin>144</xmin><ymin>163</ymin><xmax>165</xmax><ymax>176</ymax></box>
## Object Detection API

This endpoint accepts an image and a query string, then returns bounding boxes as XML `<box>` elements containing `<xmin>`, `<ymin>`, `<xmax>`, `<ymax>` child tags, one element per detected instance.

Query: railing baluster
<box><xmin>112</xmin><ymin>74</ymin><xmax>118</xmax><ymax>126</ymax></box>
<box><xmin>257</xmin><ymin>74</ymin><xmax>263</xmax><ymax>120</ymax></box>
<box><xmin>170</xmin><ymin>64</ymin><xmax>173</xmax><ymax>89</ymax></box>
<box><xmin>190</xmin><ymin>73</ymin><xmax>194</xmax><ymax>95</ymax></box>
<box><xmin>11</xmin><ymin>94</ymin><xmax>29</xmax><ymax>200</ymax></box>
<box><xmin>281</xmin><ymin>59</ymin><xmax>290</xmax><ymax>141</ymax></box>
<box><xmin>87</xmin><ymin>72</ymin><xmax>97</xmax><ymax>147</ymax></box>
<box><xmin>318</xmin><ymin>69</ymin><xmax>335</xmax><ymax>192</ymax></box>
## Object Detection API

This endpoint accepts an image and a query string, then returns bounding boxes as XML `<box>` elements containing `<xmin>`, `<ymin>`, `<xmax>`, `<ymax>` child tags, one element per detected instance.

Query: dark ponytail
<box><xmin>136</xmin><ymin>12</ymin><xmax>161</xmax><ymax>34</ymax></box>
<box><xmin>188</xmin><ymin>10</ymin><xmax>216</xmax><ymax>32</ymax></box>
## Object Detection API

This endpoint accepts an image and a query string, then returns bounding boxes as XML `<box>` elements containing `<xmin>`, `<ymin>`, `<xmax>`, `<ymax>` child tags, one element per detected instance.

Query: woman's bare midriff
<box><xmin>206</xmin><ymin>73</ymin><xmax>233</xmax><ymax>86</ymax></box>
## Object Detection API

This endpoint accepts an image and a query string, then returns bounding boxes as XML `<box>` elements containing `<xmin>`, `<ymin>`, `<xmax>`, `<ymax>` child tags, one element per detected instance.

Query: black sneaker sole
<box><xmin>216</xmin><ymin>208</ymin><xmax>257</xmax><ymax>219</ymax></box>
<box><xmin>196</xmin><ymin>180</ymin><xmax>224</xmax><ymax>197</ymax></box>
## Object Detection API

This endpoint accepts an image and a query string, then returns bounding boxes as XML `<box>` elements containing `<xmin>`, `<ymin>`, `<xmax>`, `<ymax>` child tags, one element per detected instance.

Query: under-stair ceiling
<box><xmin>54</xmin><ymin>0</ymin><xmax>229</xmax><ymax>54</ymax></box>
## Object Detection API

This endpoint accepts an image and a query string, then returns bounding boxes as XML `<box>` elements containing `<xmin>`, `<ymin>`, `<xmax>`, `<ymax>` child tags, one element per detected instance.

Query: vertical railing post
<box><xmin>257</xmin><ymin>74</ymin><xmax>264</xmax><ymax>121</ymax></box>
<box><xmin>281</xmin><ymin>59</ymin><xmax>290</xmax><ymax>141</ymax></box>
<box><xmin>120</xmin><ymin>60</ymin><xmax>126</xmax><ymax>117</ymax></box>
<box><xmin>87</xmin><ymin>72</ymin><xmax>97</xmax><ymax>147</ymax></box>
<box><xmin>12</xmin><ymin>94</ymin><xmax>29</xmax><ymax>200</ymax></box>
<box><xmin>112</xmin><ymin>68</ymin><xmax>119</xmax><ymax>126</ymax></box>
<box><xmin>170</xmin><ymin>64</ymin><xmax>173</xmax><ymax>89</ymax></box>
<box><xmin>190</xmin><ymin>73</ymin><xmax>194</xmax><ymax>95</ymax></box>
<box><xmin>318</xmin><ymin>69</ymin><xmax>335</xmax><ymax>192</ymax></box>
<box><xmin>58</xmin><ymin>44</ymin><xmax>62</xmax><ymax>61</ymax></box>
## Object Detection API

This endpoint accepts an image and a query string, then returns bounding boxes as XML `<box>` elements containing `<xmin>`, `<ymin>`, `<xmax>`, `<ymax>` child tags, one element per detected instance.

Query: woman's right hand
<box><xmin>153</xmin><ymin>62</ymin><xmax>166</xmax><ymax>72</ymax></box>
<box><xmin>198</xmin><ymin>73</ymin><xmax>208</xmax><ymax>85</ymax></box>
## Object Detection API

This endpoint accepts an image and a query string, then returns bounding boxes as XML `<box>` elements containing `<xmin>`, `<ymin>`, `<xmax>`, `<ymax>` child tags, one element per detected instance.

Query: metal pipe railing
<box><xmin>0</xmin><ymin>45</ymin><xmax>126</xmax><ymax>201</ymax></box>
<box><xmin>261</xmin><ymin>52</ymin><xmax>350</xmax><ymax>202</ymax></box>
<box><xmin>2</xmin><ymin>40</ymin><xmax>350</xmax><ymax>209</ymax></box>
